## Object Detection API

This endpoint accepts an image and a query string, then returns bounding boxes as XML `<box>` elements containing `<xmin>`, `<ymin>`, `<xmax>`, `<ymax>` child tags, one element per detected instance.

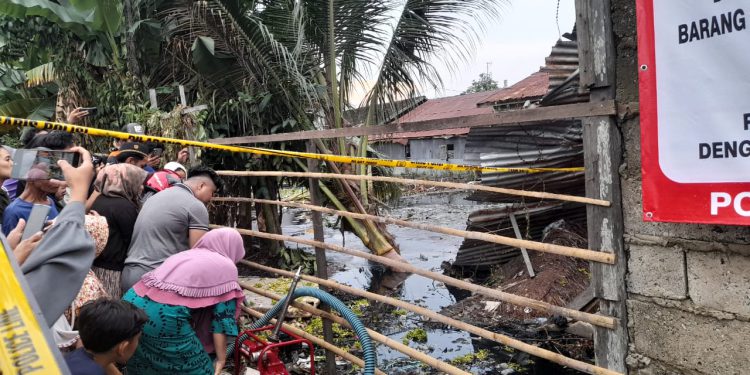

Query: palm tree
<box><xmin>1</xmin><ymin>0</ymin><xmax>503</xmax><ymax>262</ymax></box>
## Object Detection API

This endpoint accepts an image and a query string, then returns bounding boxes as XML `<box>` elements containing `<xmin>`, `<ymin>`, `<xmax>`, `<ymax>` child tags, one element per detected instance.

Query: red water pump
<box><xmin>232</xmin><ymin>324</ymin><xmax>315</xmax><ymax>375</ymax></box>
<box><xmin>233</xmin><ymin>268</ymin><xmax>316</xmax><ymax>375</ymax></box>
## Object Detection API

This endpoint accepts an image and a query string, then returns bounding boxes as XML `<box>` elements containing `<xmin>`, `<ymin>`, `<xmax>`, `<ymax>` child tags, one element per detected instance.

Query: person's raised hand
<box><xmin>13</xmin><ymin>231</ymin><xmax>43</xmax><ymax>265</ymax></box>
<box><xmin>66</xmin><ymin>107</ymin><xmax>88</xmax><ymax>124</ymax></box>
<box><xmin>177</xmin><ymin>148</ymin><xmax>190</xmax><ymax>164</ymax></box>
<box><xmin>7</xmin><ymin>218</ymin><xmax>26</xmax><ymax>249</ymax></box>
<box><xmin>58</xmin><ymin>146</ymin><xmax>94</xmax><ymax>203</ymax></box>
<box><xmin>147</xmin><ymin>154</ymin><xmax>161</xmax><ymax>168</ymax></box>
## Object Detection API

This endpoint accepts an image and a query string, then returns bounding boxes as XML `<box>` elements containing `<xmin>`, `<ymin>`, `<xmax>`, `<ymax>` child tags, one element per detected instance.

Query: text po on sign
<box><xmin>637</xmin><ymin>0</ymin><xmax>750</xmax><ymax>224</ymax></box>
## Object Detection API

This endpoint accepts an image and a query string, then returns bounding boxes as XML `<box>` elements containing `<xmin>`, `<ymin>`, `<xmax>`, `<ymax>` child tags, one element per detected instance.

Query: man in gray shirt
<box><xmin>120</xmin><ymin>166</ymin><xmax>223</xmax><ymax>292</ymax></box>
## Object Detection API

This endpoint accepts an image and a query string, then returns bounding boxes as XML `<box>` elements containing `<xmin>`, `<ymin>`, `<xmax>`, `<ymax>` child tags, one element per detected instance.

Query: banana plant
<box><xmin>0</xmin><ymin>0</ymin><xmax>124</xmax><ymax>67</ymax></box>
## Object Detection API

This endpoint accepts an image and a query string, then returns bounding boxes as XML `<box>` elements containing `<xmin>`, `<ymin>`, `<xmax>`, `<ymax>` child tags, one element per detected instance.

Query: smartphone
<box><xmin>22</xmin><ymin>204</ymin><xmax>50</xmax><ymax>240</ymax></box>
<box><xmin>151</xmin><ymin>147</ymin><xmax>163</xmax><ymax>157</ymax></box>
<box><xmin>11</xmin><ymin>149</ymin><xmax>81</xmax><ymax>181</ymax></box>
<box><xmin>80</xmin><ymin>107</ymin><xmax>98</xmax><ymax>117</ymax></box>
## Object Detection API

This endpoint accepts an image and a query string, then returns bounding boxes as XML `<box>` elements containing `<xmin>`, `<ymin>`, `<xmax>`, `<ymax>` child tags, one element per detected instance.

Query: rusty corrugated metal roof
<box><xmin>372</xmin><ymin>89</ymin><xmax>503</xmax><ymax>141</ymax></box>
<box><xmin>477</xmin><ymin>72</ymin><xmax>549</xmax><ymax>106</ymax></box>
<box><xmin>452</xmin><ymin>33</ymin><xmax>589</xmax><ymax>270</ymax></box>
<box><xmin>393</xmin><ymin>89</ymin><xmax>501</xmax><ymax>123</ymax></box>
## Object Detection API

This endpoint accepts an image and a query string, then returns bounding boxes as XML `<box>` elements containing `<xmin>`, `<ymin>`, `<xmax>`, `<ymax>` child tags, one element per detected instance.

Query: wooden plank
<box><xmin>305</xmin><ymin>141</ymin><xmax>336</xmax><ymax>374</ymax></box>
<box><xmin>576</xmin><ymin>0</ymin><xmax>615</xmax><ymax>89</ymax></box>
<box><xmin>178</xmin><ymin>85</ymin><xmax>187</xmax><ymax>106</ymax></box>
<box><xmin>209</xmin><ymin>100</ymin><xmax>616</xmax><ymax>145</ymax></box>
<box><xmin>181</xmin><ymin>104</ymin><xmax>208</xmax><ymax>115</ymax></box>
<box><xmin>577</xmin><ymin>0</ymin><xmax>627</xmax><ymax>372</ymax></box>
<box><xmin>575</xmin><ymin>0</ymin><xmax>595</xmax><ymax>89</ymax></box>
<box><xmin>509</xmin><ymin>213</ymin><xmax>535</xmax><ymax>277</ymax></box>
<box><xmin>149</xmin><ymin>89</ymin><xmax>157</xmax><ymax>110</ymax></box>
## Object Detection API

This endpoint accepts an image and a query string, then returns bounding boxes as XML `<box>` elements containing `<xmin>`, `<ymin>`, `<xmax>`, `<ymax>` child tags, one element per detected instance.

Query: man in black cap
<box><xmin>112</xmin><ymin>142</ymin><xmax>149</xmax><ymax>169</ymax></box>
<box><xmin>107</xmin><ymin>123</ymin><xmax>146</xmax><ymax>166</ymax></box>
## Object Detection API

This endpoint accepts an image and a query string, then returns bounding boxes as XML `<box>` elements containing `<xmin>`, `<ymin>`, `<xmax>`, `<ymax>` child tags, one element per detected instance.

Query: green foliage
<box><xmin>402</xmin><ymin>328</ymin><xmax>428</xmax><ymax>345</ymax></box>
<box><xmin>391</xmin><ymin>308</ymin><xmax>407</xmax><ymax>316</ymax></box>
<box><xmin>463</xmin><ymin>73</ymin><xmax>499</xmax><ymax>94</ymax></box>
<box><xmin>349</xmin><ymin>299</ymin><xmax>370</xmax><ymax>317</ymax></box>
<box><xmin>278</xmin><ymin>247</ymin><xmax>316</xmax><ymax>275</ymax></box>
<box><xmin>450</xmin><ymin>349</ymin><xmax>490</xmax><ymax>366</ymax></box>
<box><xmin>253</xmin><ymin>277</ymin><xmax>316</xmax><ymax>296</ymax></box>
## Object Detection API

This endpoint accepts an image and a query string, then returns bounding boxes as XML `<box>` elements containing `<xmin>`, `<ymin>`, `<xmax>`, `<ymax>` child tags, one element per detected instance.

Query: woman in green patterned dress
<box><xmin>122</xmin><ymin>228</ymin><xmax>246</xmax><ymax>374</ymax></box>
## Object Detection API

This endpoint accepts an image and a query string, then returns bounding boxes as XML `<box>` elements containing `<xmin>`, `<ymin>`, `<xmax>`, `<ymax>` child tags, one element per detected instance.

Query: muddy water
<box><xmin>279</xmin><ymin>195</ymin><xmax>577</xmax><ymax>374</ymax></box>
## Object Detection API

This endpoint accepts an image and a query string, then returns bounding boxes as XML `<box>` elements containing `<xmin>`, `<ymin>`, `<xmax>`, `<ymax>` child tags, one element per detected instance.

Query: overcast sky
<box><xmin>427</xmin><ymin>0</ymin><xmax>576</xmax><ymax>98</ymax></box>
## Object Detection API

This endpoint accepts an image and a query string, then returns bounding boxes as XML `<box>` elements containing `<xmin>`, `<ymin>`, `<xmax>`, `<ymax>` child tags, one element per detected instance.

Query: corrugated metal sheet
<box><xmin>477</xmin><ymin>72</ymin><xmax>549</xmax><ymax>106</ymax></box>
<box><xmin>455</xmin><ymin>121</ymin><xmax>586</xmax><ymax>268</ymax></box>
<box><xmin>393</xmin><ymin>89</ymin><xmax>501</xmax><ymax>124</ymax></box>
<box><xmin>452</xmin><ymin>31</ymin><xmax>591</xmax><ymax>269</ymax></box>
<box><xmin>463</xmin><ymin>121</ymin><xmax>584</xmax><ymax>202</ymax></box>
<box><xmin>540</xmin><ymin>39</ymin><xmax>579</xmax><ymax>91</ymax></box>
<box><xmin>454</xmin><ymin>202</ymin><xmax>586</xmax><ymax>268</ymax></box>
<box><xmin>539</xmin><ymin>38</ymin><xmax>589</xmax><ymax>106</ymax></box>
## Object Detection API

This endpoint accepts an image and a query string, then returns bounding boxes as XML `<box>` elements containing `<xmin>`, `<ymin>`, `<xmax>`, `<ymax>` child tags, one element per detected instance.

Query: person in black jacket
<box><xmin>90</xmin><ymin>163</ymin><xmax>148</xmax><ymax>299</ymax></box>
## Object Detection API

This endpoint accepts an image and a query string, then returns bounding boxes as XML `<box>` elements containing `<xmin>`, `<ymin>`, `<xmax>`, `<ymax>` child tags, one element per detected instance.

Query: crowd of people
<box><xmin>2</xmin><ymin>115</ymin><xmax>249</xmax><ymax>375</ymax></box>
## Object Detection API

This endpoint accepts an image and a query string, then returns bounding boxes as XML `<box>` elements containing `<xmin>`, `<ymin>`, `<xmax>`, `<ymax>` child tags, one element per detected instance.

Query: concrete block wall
<box><xmin>612</xmin><ymin>1</ymin><xmax>750</xmax><ymax>374</ymax></box>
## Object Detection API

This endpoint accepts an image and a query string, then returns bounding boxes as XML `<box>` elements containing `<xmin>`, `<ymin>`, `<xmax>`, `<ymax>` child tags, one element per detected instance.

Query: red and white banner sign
<box><xmin>637</xmin><ymin>0</ymin><xmax>750</xmax><ymax>224</ymax></box>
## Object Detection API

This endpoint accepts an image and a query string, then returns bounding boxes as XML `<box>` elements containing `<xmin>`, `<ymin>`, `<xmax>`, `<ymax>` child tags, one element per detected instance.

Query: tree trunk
<box><xmin>254</xmin><ymin>176</ymin><xmax>283</xmax><ymax>255</ymax></box>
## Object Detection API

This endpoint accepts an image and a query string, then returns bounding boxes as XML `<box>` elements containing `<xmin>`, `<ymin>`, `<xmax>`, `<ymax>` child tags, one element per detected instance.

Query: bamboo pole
<box><xmin>216</xmin><ymin>170</ymin><xmax>610</xmax><ymax>207</ymax></box>
<box><xmin>218</xmin><ymin>225</ymin><xmax>615</xmax><ymax>329</ymax></box>
<box><xmin>241</xmin><ymin>261</ymin><xmax>622</xmax><ymax>375</ymax></box>
<box><xmin>241</xmin><ymin>306</ymin><xmax>387</xmax><ymax>375</ymax></box>
<box><xmin>212</xmin><ymin>198</ymin><xmax>615</xmax><ymax>265</ymax></box>
<box><xmin>240</xmin><ymin>283</ymin><xmax>472</xmax><ymax>375</ymax></box>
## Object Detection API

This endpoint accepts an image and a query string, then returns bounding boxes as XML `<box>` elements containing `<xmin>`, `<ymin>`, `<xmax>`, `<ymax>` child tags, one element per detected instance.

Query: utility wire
<box><xmin>556</xmin><ymin>0</ymin><xmax>562</xmax><ymax>39</ymax></box>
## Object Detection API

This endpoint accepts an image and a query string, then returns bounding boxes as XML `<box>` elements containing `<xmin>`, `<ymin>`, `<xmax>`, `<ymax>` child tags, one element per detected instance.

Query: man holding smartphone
<box><xmin>2</xmin><ymin>167</ymin><xmax>62</xmax><ymax>235</ymax></box>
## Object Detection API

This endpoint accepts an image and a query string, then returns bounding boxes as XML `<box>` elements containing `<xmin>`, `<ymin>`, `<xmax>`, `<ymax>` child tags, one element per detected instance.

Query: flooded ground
<box><xmin>274</xmin><ymin>192</ymin><xmax>589</xmax><ymax>374</ymax></box>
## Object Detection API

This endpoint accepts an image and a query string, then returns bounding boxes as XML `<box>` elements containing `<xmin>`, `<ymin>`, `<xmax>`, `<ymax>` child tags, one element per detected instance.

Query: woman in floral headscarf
<box><xmin>123</xmin><ymin>228</ymin><xmax>245</xmax><ymax>375</ymax></box>
<box><xmin>90</xmin><ymin>163</ymin><xmax>148</xmax><ymax>299</ymax></box>
<box><xmin>53</xmin><ymin>214</ymin><xmax>110</xmax><ymax>350</ymax></box>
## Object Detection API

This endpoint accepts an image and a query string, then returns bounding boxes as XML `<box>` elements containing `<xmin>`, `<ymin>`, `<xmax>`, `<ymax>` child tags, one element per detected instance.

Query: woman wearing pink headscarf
<box><xmin>122</xmin><ymin>228</ymin><xmax>246</xmax><ymax>375</ymax></box>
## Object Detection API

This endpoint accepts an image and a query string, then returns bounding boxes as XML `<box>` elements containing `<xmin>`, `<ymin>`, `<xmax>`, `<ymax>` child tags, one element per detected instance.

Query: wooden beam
<box><xmin>240</xmin><ymin>283</ymin><xmax>472</xmax><ymax>375</ymax></box>
<box><xmin>218</xmin><ymin>224</ymin><xmax>617</xmax><ymax>328</ymax></box>
<box><xmin>241</xmin><ymin>260</ymin><xmax>623</xmax><ymax>375</ymax></box>
<box><xmin>576</xmin><ymin>0</ymin><xmax>628</xmax><ymax>372</ymax></box>
<box><xmin>149</xmin><ymin>89</ymin><xmax>157</xmax><ymax>110</ymax></box>
<box><xmin>305</xmin><ymin>141</ymin><xmax>336</xmax><ymax>374</ymax></box>
<box><xmin>241</xmin><ymin>306</ymin><xmax>388</xmax><ymax>375</ymax></box>
<box><xmin>214</xmin><ymin>197</ymin><xmax>616</xmax><ymax>264</ymax></box>
<box><xmin>209</xmin><ymin>100</ymin><xmax>616</xmax><ymax>144</ymax></box>
<box><xmin>216</xmin><ymin>171</ymin><xmax>611</xmax><ymax>207</ymax></box>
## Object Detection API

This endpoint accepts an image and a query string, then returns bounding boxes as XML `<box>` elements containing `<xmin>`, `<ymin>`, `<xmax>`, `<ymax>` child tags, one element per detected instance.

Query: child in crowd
<box><xmin>65</xmin><ymin>299</ymin><xmax>148</xmax><ymax>375</ymax></box>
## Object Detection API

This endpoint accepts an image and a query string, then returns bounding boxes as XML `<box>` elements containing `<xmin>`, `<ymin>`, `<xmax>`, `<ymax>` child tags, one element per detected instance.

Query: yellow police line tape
<box><xmin>0</xmin><ymin>116</ymin><xmax>584</xmax><ymax>174</ymax></box>
<box><xmin>1</xmin><ymin>240</ymin><xmax>66</xmax><ymax>374</ymax></box>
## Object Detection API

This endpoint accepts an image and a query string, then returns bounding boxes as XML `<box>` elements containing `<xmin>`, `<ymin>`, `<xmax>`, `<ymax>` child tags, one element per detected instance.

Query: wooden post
<box><xmin>576</xmin><ymin>0</ymin><xmax>628</xmax><ymax>372</ymax></box>
<box><xmin>178</xmin><ymin>85</ymin><xmax>187</xmax><ymax>106</ymax></box>
<box><xmin>149</xmin><ymin>89</ymin><xmax>157</xmax><ymax>109</ymax></box>
<box><xmin>306</xmin><ymin>140</ymin><xmax>336</xmax><ymax>374</ymax></box>
<box><xmin>509</xmin><ymin>213</ymin><xmax>535</xmax><ymax>277</ymax></box>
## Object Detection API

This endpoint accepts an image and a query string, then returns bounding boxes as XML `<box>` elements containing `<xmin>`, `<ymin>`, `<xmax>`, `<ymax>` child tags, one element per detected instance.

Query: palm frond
<box><xmin>363</xmin><ymin>0</ymin><xmax>504</xmax><ymax>124</ymax></box>
<box><xmin>0</xmin><ymin>97</ymin><xmax>55</xmax><ymax>119</ymax></box>
<box><xmin>25</xmin><ymin>62</ymin><xmax>55</xmax><ymax>87</ymax></box>
<box><xmin>298</xmin><ymin>0</ymin><xmax>390</xmax><ymax>111</ymax></box>
<box><xmin>153</xmin><ymin>0</ymin><xmax>319</xmax><ymax>127</ymax></box>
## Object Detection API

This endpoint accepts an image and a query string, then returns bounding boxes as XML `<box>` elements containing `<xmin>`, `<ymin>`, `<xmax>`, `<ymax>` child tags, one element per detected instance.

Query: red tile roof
<box><xmin>477</xmin><ymin>72</ymin><xmax>549</xmax><ymax>105</ymax></box>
